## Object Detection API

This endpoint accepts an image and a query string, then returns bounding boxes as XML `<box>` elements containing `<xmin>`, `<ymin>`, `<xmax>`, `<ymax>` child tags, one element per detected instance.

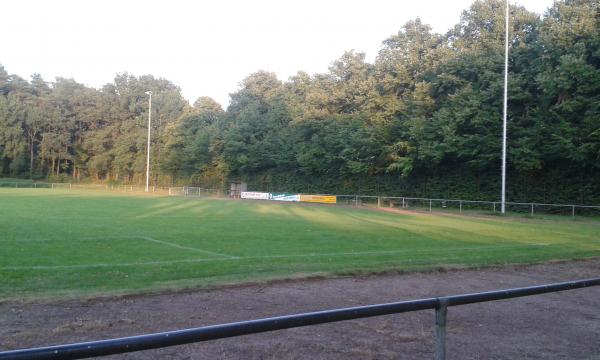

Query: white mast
<box><xmin>501</xmin><ymin>0</ymin><xmax>509</xmax><ymax>214</ymax></box>
<box><xmin>145</xmin><ymin>91</ymin><xmax>152</xmax><ymax>192</ymax></box>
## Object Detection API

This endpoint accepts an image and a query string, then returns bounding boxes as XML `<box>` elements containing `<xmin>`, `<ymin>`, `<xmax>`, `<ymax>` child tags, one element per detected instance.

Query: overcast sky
<box><xmin>3</xmin><ymin>0</ymin><xmax>554</xmax><ymax>107</ymax></box>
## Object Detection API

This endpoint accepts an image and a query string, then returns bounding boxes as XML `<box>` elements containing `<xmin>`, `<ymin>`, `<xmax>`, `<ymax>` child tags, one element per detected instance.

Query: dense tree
<box><xmin>0</xmin><ymin>0</ymin><xmax>598</xmax><ymax>203</ymax></box>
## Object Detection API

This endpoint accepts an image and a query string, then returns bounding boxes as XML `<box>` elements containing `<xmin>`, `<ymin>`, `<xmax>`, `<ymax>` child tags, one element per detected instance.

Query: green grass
<box><xmin>1</xmin><ymin>189</ymin><xmax>599</xmax><ymax>300</ymax></box>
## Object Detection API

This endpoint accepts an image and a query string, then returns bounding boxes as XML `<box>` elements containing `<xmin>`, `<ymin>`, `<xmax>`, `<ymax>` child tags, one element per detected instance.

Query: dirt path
<box><xmin>1</xmin><ymin>260</ymin><xmax>599</xmax><ymax>359</ymax></box>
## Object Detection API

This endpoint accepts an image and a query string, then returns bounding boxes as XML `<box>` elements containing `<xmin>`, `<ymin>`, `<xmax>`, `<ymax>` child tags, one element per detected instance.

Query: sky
<box><xmin>2</xmin><ymin>0</ymin><xmax>555</xmax><ymax>108</ymax></box>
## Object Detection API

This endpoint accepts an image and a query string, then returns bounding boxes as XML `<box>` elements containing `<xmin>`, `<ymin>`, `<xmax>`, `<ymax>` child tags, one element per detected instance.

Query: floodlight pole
<box><xmin>501</xmin><ymin>0</ymin><xmax>509</xmax><ymax>214</ymax></box>
<box><xmin>145</xmin><ymin>91</ymin><xmax>152</xmax><ymax>193</ymax></box>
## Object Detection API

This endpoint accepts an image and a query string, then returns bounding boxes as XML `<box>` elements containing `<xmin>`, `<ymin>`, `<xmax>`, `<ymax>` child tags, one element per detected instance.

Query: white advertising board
<box><xmin>241</xmin><ymin>191</ymin><xmax>270</xmax><ymax>200</ymax></box>
<box><xmin>270</xmin><ymin>193</ymin><xmax>300</xmax><ymax>202</ymax></box>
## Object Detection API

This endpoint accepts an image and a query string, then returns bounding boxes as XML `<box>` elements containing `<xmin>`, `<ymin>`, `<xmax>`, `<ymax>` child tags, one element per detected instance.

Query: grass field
<box><xmin>1</xmin><ymin>188</ymin><xmax>599</xmax><ymax>300</ymax></box>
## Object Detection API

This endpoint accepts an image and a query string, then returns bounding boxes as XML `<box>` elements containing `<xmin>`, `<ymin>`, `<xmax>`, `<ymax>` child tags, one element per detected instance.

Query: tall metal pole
<box><xmin>501</xmin><ymin>0</ymin><xmax>509</xmax><ymax>214</ymax></box>
<box><xmin>145</xmin><ymin>91</ymin><xmax>152</xmax><ymax>193</ymax></box>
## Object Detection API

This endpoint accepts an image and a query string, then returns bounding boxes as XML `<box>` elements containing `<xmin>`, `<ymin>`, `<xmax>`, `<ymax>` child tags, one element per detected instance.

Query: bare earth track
<box><xmin>1</xmin><ymin>259</ymin><xmax>599</xmax><ymax>359</ymax></box>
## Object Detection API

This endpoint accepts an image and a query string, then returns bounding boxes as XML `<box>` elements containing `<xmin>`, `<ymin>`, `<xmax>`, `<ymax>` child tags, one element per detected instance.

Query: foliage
<box><xmin>0</xmin><ymin>0</ymin><xmax>598</xmax><ymax>202</ymax></box>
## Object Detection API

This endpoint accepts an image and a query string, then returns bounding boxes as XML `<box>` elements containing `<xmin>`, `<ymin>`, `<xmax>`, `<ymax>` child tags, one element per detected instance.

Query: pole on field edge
<box><xmin>501</xmin><ymin>0</ymin><xmax>509</xmax><ymax>214</ymax></box>
<box><xmin>531</xmin><ymin>203</ymin><xmax>534</xmax><ymax>216</ymax></box>
<box><xmin>145</xmin><ymin>91</ymin><xmax>152</xmax><ymax>193</ymax></box>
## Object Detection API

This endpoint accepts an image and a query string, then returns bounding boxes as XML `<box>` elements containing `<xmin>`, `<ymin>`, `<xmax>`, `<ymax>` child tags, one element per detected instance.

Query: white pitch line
<box><xmin>140</xmin><ymin>236</ymin><xmax>237</xmax><ymax>259</ymax></box>
<box><xmin>1</xmin><ymin>243</ymin><xmax>553</xmax><ymax>271</ymax></box>
<box><xmin>0</xmin><ymin>235</ymin><xmax>238</xmax><ymax>259</ymax></box>
<box><xmin>0</xmin><ymin>235</ymin><xmax>145</xmax><ymax>242</ymax></box>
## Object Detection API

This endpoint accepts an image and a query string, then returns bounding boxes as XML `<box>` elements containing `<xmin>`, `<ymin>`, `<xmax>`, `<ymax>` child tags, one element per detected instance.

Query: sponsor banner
<box><xmin>270</xmin><ymin>193</ymin><xmax>300</xmax><ymax>202</ymax></box>
<box><xmin>300</xmin><ymin>194</ymin><xmax>337</xmax><ymax>204</ymax></box>
<box><xmin>241</xmin><ymin>191</ymin><xmax>270</xmax><ymax>200</ymax></box>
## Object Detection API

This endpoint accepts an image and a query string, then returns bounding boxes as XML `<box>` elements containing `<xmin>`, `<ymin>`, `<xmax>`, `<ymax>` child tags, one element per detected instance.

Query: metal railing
<box><xmin>166</xmin><ymin>188</ymin><xmax>600</xmax><ymax>217</ymax></box>
<box><xmin>0</xmin><ymin>181</ymin><xmax>72</xmax><ymax>189</ymax></box>
<box><xmin>0</xmin><ymin>182</ymin><xmax>167</xmax><ymax>193</ymax></box>
<box><xmin>168</xmin><ymin>186</ymin><xmax>220</xmax><ymax>197</ymax></box>
<box><xmin>2</xmin><ymin>180</ymin><xmax>598</xmax><ymax>217</ymax></box>
<box><xmin>1</xmin><ymin>277</ymin><xmax>598</xmax><ymax>360</ymax></box>
<box><xmin>316</xmin><ymin>194</ymin><xmax>600</xmax><ymax>217</ymax></box>
<box><xmin>377</xmin><ymin>196</ymin><xmax>600</xmax><ymax>217</ymax></box>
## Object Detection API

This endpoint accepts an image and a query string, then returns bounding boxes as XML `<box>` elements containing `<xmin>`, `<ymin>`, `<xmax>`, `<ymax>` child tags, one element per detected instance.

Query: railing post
<box><xmin>572</xmin><ymin>206</ymin><xmax>575</xmax><ymax>218</ymax></box>
<box><xmin>377</xmin><ymin>197</ymin><xmax>381</xmax><ymax>208</ymax></box>
<box><xmin>459</xmin><ymin>200</ymin><xmax>462</xmax><ymax>213</ymax></box>
<box><xmin>429</xmin><ymin>199</ymin><xmax>432</xmax><ymax>212</ymax></box>
<box><xmin>402</xmin><ymin>197</ymin><xmax>405</xmax><ymax>208</ymax></box>
<box><xmin>493</xmin><ymin>202</ymin><xmax>496</xmax><ymax>213</ymax></box>
<box><xmin>531</xmin><ymin>203</ymin><xmax>534</xmax><ymax>216</ymax></box>
<box><xmin>434</xmin><ymin>299</ymin><xmax>448</xmax><ymax>360</ymax></box>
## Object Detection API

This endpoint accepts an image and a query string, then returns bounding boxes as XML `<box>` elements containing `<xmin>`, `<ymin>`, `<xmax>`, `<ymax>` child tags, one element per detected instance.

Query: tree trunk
<box><xmin>29</xmin><ymin>137</ymin><xmax>34</xmax><ymax>179</ymax></box>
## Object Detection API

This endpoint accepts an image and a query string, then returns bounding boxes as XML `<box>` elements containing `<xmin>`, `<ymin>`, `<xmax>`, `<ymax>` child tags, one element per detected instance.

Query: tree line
<box><xmin>1</xmin><ymin>0</ymin><xmax>598</xmax><ymax>203</ymax></box>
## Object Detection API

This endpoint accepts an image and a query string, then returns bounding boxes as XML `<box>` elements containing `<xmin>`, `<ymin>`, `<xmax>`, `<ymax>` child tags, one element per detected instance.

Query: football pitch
<box><xmin>1</xmin><ymin>189</ymin><xmax>599</xmax><ymax>300</ymax></box>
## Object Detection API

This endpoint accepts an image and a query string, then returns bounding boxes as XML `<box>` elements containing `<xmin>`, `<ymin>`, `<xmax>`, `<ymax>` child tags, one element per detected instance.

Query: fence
<box><xmin>259</xmin><ymin>192</ymin><xmax>600</xmax><ymax>218</ymax></box>
<box><xmin>3</xmin><ymin>180</ymin><xmax>599</xmax><ymax>217</ymax></box>
<box><xmin>85</xmin><ymin>184</ymin><xmax>171</xmax><ymax>194</ymax></box>
<box><xmin>0</xmin><ymin>277</ymin><xmax>598</xmax><ymax>360</ymax></box>
<box><xmin>0</xmin><ymin>181</ymin><xmax>211</xmax><ymax>196</ymax></box>
<box><xmin>0</xmin><ymin>182</ymin><xmax>176</xmax><ymax>194</ymax></box>
<box><xmin>167</xmin><ymin>186</ymin><xmax>220</xmax><ymax>197</ymax></box>
<box><xmin>0</xmin><ymin>181</ymin><xmax>73</xmax><ymax>190</ymax></box>
<box><xmin>376</xmin><ymin>196</ymin><xmax>600</xmax><ymax>217</ymax></box>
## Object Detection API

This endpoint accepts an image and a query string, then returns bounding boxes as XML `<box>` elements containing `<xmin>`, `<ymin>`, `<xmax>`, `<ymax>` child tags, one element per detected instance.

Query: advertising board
<box><xmin>270</xmin><ymin>193</ymin><xmax>300</xmax><ymax>202</ymax></box>
<box><xmin>241</xmin><ymin>191</ymin><xmax>270</xmax><ymax>200</ymax></box>
<box><xmin>299</xmin><ymin>194</ymin><xmax>337</xmax><ymax>204</ymax></box>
